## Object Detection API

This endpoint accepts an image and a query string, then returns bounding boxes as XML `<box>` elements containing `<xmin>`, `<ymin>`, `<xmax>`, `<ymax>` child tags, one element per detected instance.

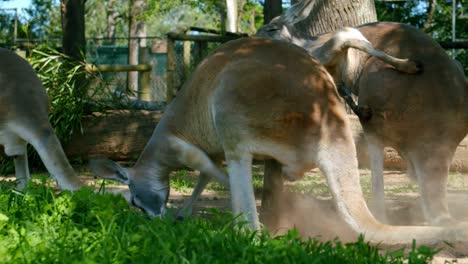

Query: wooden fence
<box><xmin>166</xmin><ymin>28</ymin><xmax>247</xmax><ymax>102</ymax></box>
<box><xmin>86</xmin><ymin>63</ymin><xmax>152</xmax><ymax>101</ymax></box>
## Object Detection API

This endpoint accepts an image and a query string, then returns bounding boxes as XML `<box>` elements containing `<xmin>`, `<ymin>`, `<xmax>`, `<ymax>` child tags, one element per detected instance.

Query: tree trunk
<box><xmin>264</xmin><ymin>0</ymin><xmax>282</xmax><ymax>24</ymax></box>
<box><xmin>226</xmin><ymin>0</ymin><xmax>238</xmax><ymax>32</ymax></box>
<box><xmin>106</xmin><ymin>0</ymin><xmax>119</xmax><ymax>45</ymax></box>
<box><xmin>237</xmin><ymin>0</ymin><xmax>246</xmax><ymax>33</ymax></box>
<box><xmin>60</xmin><ymin>0</ymin><xmax>86</xmax><ymax>61</ymax></box>
<box><xmin>423</xmin><ymin>0</ymin><xmax>437</xmax><ymax>31</ymax></box>
<box><xmin>127</xmin><ymin>0</ymin><xmax>147</xmax><ymax>96</ymax></box>
<box><xmin>295</xmin><ymin>0</ymin><xmax>377</xmax><ymax>36</ymax></box>
<box><xmin>250</xmin><ymin>9</ymin><xmax>256</xmax><ymax>33</ymax></box>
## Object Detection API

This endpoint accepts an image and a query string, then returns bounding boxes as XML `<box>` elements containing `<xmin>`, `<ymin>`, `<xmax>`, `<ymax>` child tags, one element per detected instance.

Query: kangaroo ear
<box><xmin>89</xmin><ymin>158</ymin><xmax>130</xmax><ymax>185</ymax></box>
<box><xmin>282</xmin><ymin>0</ymin><xmax>315</xmax><ymax>25</ymax></box>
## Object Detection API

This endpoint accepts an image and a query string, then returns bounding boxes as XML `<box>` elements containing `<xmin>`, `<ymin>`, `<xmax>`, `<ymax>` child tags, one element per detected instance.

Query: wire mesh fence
<box><xmin>86</xmin><ymin>32</ymin><xmax>240</xmax><ymax>103</ymax></box>
<box><xmin>86</xmin><ymin>37</ymin><xmax>168</xmax><ymax>102</ymax></box>
<box><xmin>165</xmin><ymin>28</ymin><xmax>247</xmax><ymax>102</ymax></box>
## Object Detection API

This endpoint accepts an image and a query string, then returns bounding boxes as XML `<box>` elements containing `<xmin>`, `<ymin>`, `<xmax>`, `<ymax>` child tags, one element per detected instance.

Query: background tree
<box><xmin>292</xmin><ymin>0</ymin><xmax>377</xmax><ymax>36</ymax></box>
<box><xmin>0</xmin><ymin>9</ymin><xmax>21</xmax><ymax>45</ymax></box>
<box><xmin>145</xmin><ymin>0</ymin><xmax>219</xmax><ymax>36</ymax></box>
<box><xmin>423</xmin><ymin>0</ymin><xmax>437</xmax><ymax>31</ymax></box>
<box><xmin>85</xmin><ymin>0</ymin><xmax>128</xmax><ymax>45</ymax></box>
<box><xmin>238</xmin><ymin>0</ymin><xmax>263</xmax><ymax>34</ymax></box>
<box><xmin>376</xmin><ymin>0</ymin><xmax>466</xmax><ymax>70</ymax></box>
<box><xmin>26</xmin><ymin>0</ymin><xmax>62</xmax><ymax>41</ymax></box>
<box><xmin>83</xmin><ymin>0</ymin><xmax>106</xmax><ymax>43</ymax></box>
<box><xmin>60</xmin><ymin>0</ymin><xmax>86</xmax><ymax>60</ymax></box>
<box><xmin>106</xmin><ymin>0</ymin><xmax>121</xmax><ymax>44</ymax></box>
<box><xmin>263</xmin><ymin>0</ymin><xmax>282</xmax><ymax>24</ymax></box>
<box><xmin>226</xmin><ymin>0</ymin><xmax>238</xmax><ymax>32</ymax></box>
<box><xmin>127</xmin><ymin>0</ymin><xmax>147</xmax><ymax>95</ymax></box>
<box><xmin>376</xmin><ymin>0</ymin><xmax>467</xmax><ymax>40</ymax></box>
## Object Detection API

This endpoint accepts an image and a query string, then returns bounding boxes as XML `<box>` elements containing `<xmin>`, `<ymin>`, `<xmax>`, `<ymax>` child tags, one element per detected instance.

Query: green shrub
<box><xmin>0</xmin><ymin>180</ymin><xmax>438</xmax><ymax>263</ymax></box>
<box><xmin>28</xmin><ymin>46</ymin><xmax>95</xmax><ymax>143</ymax></box>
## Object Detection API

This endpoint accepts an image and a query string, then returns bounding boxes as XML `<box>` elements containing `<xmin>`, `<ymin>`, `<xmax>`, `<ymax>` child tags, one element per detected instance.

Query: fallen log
<box><xmin>64</xmin><ymin>110</ymin><xmax>163</xmax><ymax>161</ymax></box>
<box><xmin>65</xmin><ymin>111</ymin><xmax>468</xmax><ymax>172</ymax></box>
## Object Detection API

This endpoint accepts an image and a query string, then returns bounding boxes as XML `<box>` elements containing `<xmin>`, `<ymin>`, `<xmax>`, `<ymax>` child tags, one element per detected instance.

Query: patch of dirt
<box><xmin>166</xmin><ymin>169</ymin><xmax>468</xmax><ymax>262</ymax></box>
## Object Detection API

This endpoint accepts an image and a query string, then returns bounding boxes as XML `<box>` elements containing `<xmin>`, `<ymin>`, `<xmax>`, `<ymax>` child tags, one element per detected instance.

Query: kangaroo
<box><xmin>172</xmin><ymin>25</ymin><xmax>422</xmax><ymax>219</ymax></box>
<box><xmin>90</xmin><ymin>38</ymin><xmax>468</xmax><ymax>245</ymax></box>
<box><xmin>256</xmin><ymin>0</ymin><xmax>468</xmax><ymax>225</ymax></box>
<box><xmin>0</xmin><ymin>48</ymin><xmax>83</xmax><ymax>190</ymax></box>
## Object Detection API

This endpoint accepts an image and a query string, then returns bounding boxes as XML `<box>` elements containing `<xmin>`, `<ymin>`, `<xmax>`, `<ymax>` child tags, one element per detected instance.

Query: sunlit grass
<box><xmin>0</xmin><ymin>178</ymin><xmax>438</xmax><ymax>263</ymax></box>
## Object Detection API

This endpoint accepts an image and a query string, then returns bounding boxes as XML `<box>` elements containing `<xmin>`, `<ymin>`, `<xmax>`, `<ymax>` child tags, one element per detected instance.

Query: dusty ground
<box><xmin>3</xmin><ymin>167</ymin><xmax>468</xmax><ymax>263</ymax></box>
<box><xmin>169</xmin><ymin>168</ymin><xmax>468</xmax><ymax>263</ymax></box>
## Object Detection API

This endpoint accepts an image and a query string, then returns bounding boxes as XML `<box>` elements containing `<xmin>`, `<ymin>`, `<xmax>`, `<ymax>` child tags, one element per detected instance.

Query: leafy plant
<box><xmin>28</xmin><ymin>46</ymin><xmax>92</xmax><ymax>142</ymax></box>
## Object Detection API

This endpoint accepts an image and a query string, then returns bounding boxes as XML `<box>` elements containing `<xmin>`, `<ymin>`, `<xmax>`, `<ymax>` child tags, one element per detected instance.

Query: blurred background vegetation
<box><xmin>0</xmin><ymin>0</ymin><xmax>465</xmax><ymax>172</ymax></box>
<box><xmin>0</xmin><ymin>1</ymin><xmax>465</xmax><ymax>46</ymax></box>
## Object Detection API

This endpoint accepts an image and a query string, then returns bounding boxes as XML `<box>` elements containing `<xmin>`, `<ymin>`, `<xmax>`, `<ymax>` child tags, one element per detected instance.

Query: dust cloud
<box><xmin>257</xmin><ymin>171</ymin><xmax>468</xmax><ymax>258</ymax></box>
<box><xmin>260</xmin><ymin>191</ymin><xmax>357</xmax><ymax>242</ymax></box>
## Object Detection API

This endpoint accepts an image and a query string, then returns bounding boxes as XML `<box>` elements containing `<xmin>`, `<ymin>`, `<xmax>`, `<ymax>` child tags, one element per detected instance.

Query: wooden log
<box><xmin>64</xmin><ymin>110</ymin><xmax>162</xmax><ymax>161</ymax></box>
<box><xmin>188</xmin><ymin>26</ymin><xmax>248</xmax><ymax>37</ymax></box>
<box><xmin>64</xmin><ymin>112</ymin><xmax>468</xmax><ymax>172</ymax></box>
<box><xmin>167</xmin><ymin>32</ymin><xmax>243</xmax><ymax>43</ymax></box>
<box><xmin>86</xmin><ymin>64</ymin><xmax>151</xmax><ymax>73</ymax></box>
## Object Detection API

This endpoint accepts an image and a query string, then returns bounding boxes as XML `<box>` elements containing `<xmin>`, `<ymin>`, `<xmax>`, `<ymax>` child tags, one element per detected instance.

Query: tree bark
<box><xmin>226</xmin><ymin>0</ymin><xmax>238</xmax><ymax>32</ymax></box>
<box><xmin>423</xmin><ymin>0</ymin><xmax>437</xmax><ymax>31</ymax></box>
<box><xmin>264</xmin><ymin>0</ymin><xmax>282</xmax><ymax>24</ymax></box>
<box><xmin>128</xmin><ymin>0</ymin><xmax>147</xmax><ymax>96</ymax></box>
<box><xmin>106</xmin><ymin>0</ymin><xmax>119</xmax><ymax>45</ymax></box>
<box><xmin>249</xmin><ymin>9</ymin><xmax>256</xmax><ymax>33</ymax></box>
<box><xmin>60</xmin><ymin>0</ymin><xmax>86</xmax><ymax>61</ymax></box>
<box><xmin>294</xmin><ymin>0</ymin><xmax>377</xmax><ymax>36</ymax></box>
<box><xmin>291</xmin><ymin>0</ymin><xmax>300</xmax><ymax>6</ymax></box>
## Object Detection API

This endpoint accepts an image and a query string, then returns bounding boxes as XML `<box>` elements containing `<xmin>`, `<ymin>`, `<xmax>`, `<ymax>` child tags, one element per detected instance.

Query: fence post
<box><xmin>138</xmin><ymin>46</ymin><xmax>152</xmax><ymax>101</ymax></box>
<box><xmin>183</xmin><ymin>34</ymin><xmax>191</xmax><ymax>84</ymax></box>
<box><xmin>166</xmin><ymin>36</ymin><xmax>175</xmax><ymax>103</ymax></box>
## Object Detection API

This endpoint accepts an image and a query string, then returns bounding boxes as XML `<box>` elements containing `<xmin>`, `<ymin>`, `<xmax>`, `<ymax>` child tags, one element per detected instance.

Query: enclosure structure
<box><xmin>85</xmin><ymin>28</ymin><xmax>246</xmax><ymax>103</ymax></box>
<box><xmin>165</xmin><ymin>27</ymin><xmax>247</xmax><ymax>102</ymax></box>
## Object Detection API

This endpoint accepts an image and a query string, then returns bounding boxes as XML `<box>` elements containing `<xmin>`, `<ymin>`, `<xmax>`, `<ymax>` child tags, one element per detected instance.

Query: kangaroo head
<box><xmin>89</xmin><ymin>158</ymin><xmax>170</xmax><ymax>217</ymax></box>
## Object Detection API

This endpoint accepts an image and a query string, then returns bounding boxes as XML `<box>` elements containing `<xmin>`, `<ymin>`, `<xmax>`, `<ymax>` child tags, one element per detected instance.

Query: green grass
<box><xmin>286</xmin><ymin>171</ymin><xmax>331</xmax><ymax>197</ymax></box>
<box><xmin>0</xmin><ymin>178</ymin><xmax>438</xmax><ymax>263</ymax></box>
<box><xmin>447</xmin><ymin>172</ymin><xmax>468</xmax><ymax>191</ymax></box>
<box><xmin>170</xmin><ymin>170</ymin><xmax>197</xmax><ymax>193</ymax></box>
<box><xmin>169</xmin><ymin>167</ymin><xmax>264</xmax><ymax>194</ymax></box>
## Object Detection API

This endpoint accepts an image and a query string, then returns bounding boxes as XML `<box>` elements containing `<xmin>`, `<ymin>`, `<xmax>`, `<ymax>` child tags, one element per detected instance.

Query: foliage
<box><xmin>145</xmin><ymin>0</ymin><xmax>221</xmax><ymax>36</ymax></box>
<box><xmin>24</xmin><ymin>0</ymin><xmax>62</xmax><ymax>41</ymax></box>
<box><xmin>28</xmin><ymin>46</ymin><xmax>91</xmax><ymax>142</ymax></box>
<box><xmin>376</xmin><ymin>0</ymin><xmax>467</xmax><ymax>41</ymax></box>
<box><xmin>376</xmin><ymin>0</ymin><xmax>467</xmax><ymax>72</ymax></box>
<box><xmin>0</xmin><ymin>0</ymin><xmax>61</xmax><ymax>45</ymax></box>
<box><xmin>0</xmin><ymin>179</ymin><xmax>439</xmax><ymax>263</ymax></box>
<box><xmin>85</xmin><ymin>0</ymin><xmax>129</xmax><ymax>44</ymax></box>
<box><xmin>238</xmin><ymin>0</ymin><xmax>265</xmax><ymax>34</ymax></box>
<box><xmin>0</xmin><ymin>11</ymin><xmax>18</xmax><ymax>45</ymax></box>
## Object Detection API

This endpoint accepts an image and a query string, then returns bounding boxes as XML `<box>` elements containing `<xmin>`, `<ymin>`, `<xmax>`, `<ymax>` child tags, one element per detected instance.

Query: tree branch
<box><xmin>423</xmin><ymin>0</ymin><xmax>437</xmax><ymax>31</ymax></box>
